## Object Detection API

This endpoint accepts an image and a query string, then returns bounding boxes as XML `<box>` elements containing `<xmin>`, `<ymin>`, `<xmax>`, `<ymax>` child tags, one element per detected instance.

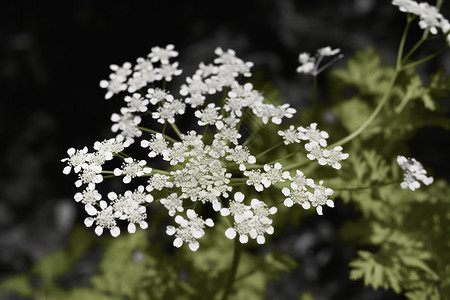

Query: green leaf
<box><xmin>331</xmin><ymin>48</ymin><xmax>396</xmax><ymax>96</ymax></box>
<box><xmin>298</xmin><ymin>291</ymin><xmax>315</xmax><ymax>300</ymax></box>
<box><xmin>394</xmin><ymin>75</ymin><xmax>435</xmax><ymax>113</ymax></box>
<box><xmin>264</xmin><ymin>250</ymin><xmax>298</xmax><ymax>274</ymax></box>
<box><xmin>0</xmin><ymin>274</ymin><xmax>35</xmax><ymax>297</ymax></box>
<box><xmin>349</xmin><ymin>250</ymin><xmax>402</xmax><ymax>293</ymax></box>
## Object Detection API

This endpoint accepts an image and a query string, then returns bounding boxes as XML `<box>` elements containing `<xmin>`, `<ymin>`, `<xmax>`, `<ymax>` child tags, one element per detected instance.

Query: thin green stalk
<box><xmin>138</xmin><ymin>126</ymin><xmax>178</xmax><ymax>143</ymax></box>
<box><xmin>101</xmin><ymin>171</ymin><xmax>115</xmax><ymax>174</ymax></box>
<box><xmin>267</xmin><ymin>150</ymin><xmax>301</xmax><ymax>166</ymax></box>
<box><xmin>403</xmin><ymin>46</ymin><xmax>449</xmax><ymax>70</ymax></box>
<box><xmin>202</xmin><ymin>125</ymin><xmax>209</xmax><ymax>142</ymax></box>
<box><xmin>169</xmin><ymin>122</ymin><xmax>183</xmax><ymax>139</ymax></box>
<box><xmin>255</xmin><ymin>141</ymin><xmax>284</xmax><ymax>159</ymax></box>
<box><xmin>284</xmin><ymin>160</ymin><xmax>311</xmax><ymax>172</ymax></box>
<box><xmin>220</xmin><ymin>239</ymin><xmax>242</xmax><ymax>300</ymax></box>
<box><xmin>331</xmin><ymin>180</ymin><xmax>400</xmax><ymax>191</ymax></box>
<box><xmin>312</xmin><ymin>75</ymin><xmax>318</xmax><ymax>110</ymax></box>
<box><xmin>329</xmin><ymin>72</ymin><xmax>399</xmax><ymax>148</ymax></box>
<box><xmin>401</xmin><ymin>32</ymin><xmax>427</xmax><ymax>65</ymax></box>
<box><xmin>150</xmin><ymin>168</ymin><xmax>171</xmax><ymax>175</ymax></box>
<box><xmin>396</xmin><ymin>14</ymin><xmax>414</xmax><ymax>70</ymax></box>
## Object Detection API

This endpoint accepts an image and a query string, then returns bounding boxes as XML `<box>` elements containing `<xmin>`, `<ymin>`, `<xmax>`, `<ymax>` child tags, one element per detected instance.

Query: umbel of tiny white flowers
<box><xmin>221</xmin><ymin>192</ymin><xmax>277</xmax><ymax>244</ymax></box>
<box><xmin>392</xmin><ymin>0</ymin><xmax>450</xmax><ymax>44</ymax></box>
<box><xmin>397</xmin><ymin>155</ymin><xmax>433</xmax><ymax>191</ymax></box>
<box><xmin>63</xmin><ymin>45</ymin><xmax>350</xmax><ymax>252</ymax></box>
<box><xmin>297</xmin><ymin>46</ymin><xmax>343</xmax><ymax>76</ymax></box>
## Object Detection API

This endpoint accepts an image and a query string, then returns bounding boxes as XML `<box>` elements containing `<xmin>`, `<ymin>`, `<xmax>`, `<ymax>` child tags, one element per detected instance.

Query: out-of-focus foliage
<box><xmin>0</xmin><ymin>220</ymin><xmax>297</xmax><ymax>300</ymax></box>
<box><xmin>328</xmin><ymin>49</ymin><xmax>450</xmax><ymax>300</ymax></box>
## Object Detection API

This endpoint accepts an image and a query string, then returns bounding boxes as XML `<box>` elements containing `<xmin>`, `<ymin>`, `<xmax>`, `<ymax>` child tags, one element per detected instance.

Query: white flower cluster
<box><xmin>296</xmin><ymin>46</ymin><xmax>343</xmax><ymax>76</ymax></box>
<box><xmin>100</xmin><ymin>44</ymin><xmax>181</xmax><ymax>99</ymax></box>
<box><xmin>221</xmin><ymin>192</ymin><xmax>277</xmax><ymax>244</ymax></box>
<box><xmin>392</xmin><ymin>0</ymin><xmax>450</xmax><ymax>43</ymax></box>
<box><xmin>63</xmin><ymin>45</ymin><xmax>349</xmax><ymax>251</ymax></box>
<box><xmin>397</xmin><ymin>155</ymin><xmax>434</xmax><ymax>191</ymax></box>
<box><xmin>278</xmin><ymin>123</ymin><xmax>349</xmax><ymax>169</ymax></box>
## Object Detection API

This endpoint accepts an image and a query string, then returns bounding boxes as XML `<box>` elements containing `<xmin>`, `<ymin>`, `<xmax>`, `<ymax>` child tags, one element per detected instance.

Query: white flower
<box><xmin>308</xmin><ymin>180</ymin><xmax>334</xmax><ymax>215</ymax></box>
<box><xmin>244</xmin><ymin>169</ymin><xmax>267</xmax><ymax>192</ymax></box>
<box><xmin>84</xmin><ymin>200</ymin><xmax>121</xmax><ymax>237</ymax></box>
<box><xmin>322</xmin><ymin>146</ymin><xmax>349</xmax><ymax>170</ymax></box>
<box><xmin>252</xmin><ymin>103</ymin><xmax>296</xmax><ymax>125</ymax></box>
<box><xmin>392</xmin><ymin>0</ymin><xmax>449</xmax><ymax>37</ymax></box>
<box><xmin>159</xmin><ymin>62</ymin><xmax>182</xmax><ymax>81</ymax></box>
<box><xmin>152</xmin><ymin>101</ymin><xmax>185</xmax><ymax>124</ymax></box>
<box><xmin>299</xmin><ymin>123</ymin><xmax>329</xmax><ymax>147</ymax></box>
<box><xmin>124</xmin><ymin>93</ymin><xmax>149</xmax><ymax>113</ymax></box>
<box><xmin>152</xmin><ymin>103</ymin><xmax>176</xmax><ymax>124</ymax></box>
<box><xmin>160</xmin><ymin>193</ymin><xmax>184</xmax><ymax>216</ymax></box>
<box><xmin>223</xmin><ymin>193</ymin><xmax>277</xmax><ymax>244</ymax></box>
<box><xmin>282</xmin><ymin>187</ymin><xmax>311</xmax><ymax>209</ymax></box>
<box><xmin>93</xmin><ymin>139</ymin><xmax>129</xmax><ymax>158</ymax></box>
<box><xmin>166</xmin><ymin>209</ymin><xmax>214</xmax><ymax>251</ymax></box>
<box><xmin>262</xmin><ymin>163</ymin><xmax>291</xmax><ymax>187</ymax></box>
<box><xmin>146</xmin><ymin>88</ymin><xmax>174</xmax><ymax>105</ymax></box>
<box><xmin>397</xmin><ymin>155</ymin><xmax>434</xmax><ymax>191</ymax></box>
<box><xmin>62</xmin><ymin>147</ymin><xmax>89</xmax><ymax>174</ymax></box>
<box><xmin>179</xmin><ymin>74</ymin><xmax>208</xmax><ymax>97</ymax></box>
<box><xmin>225</xmin><ymin>145</ymin><xmax>256</xmax><ymax>171</ymax></box>
<box><xmin>111</xmin><ymin>108</ymin><xmax>142</xmax><ymax>143</ymax></box>
<box><xmin>281</xmin><ymin>170</ymin><xmax>314</xmax><ymax>209</ymax></box>
<box><xmin>318</xmin><ymin>46</ymin><xmax>341</xmax><ymax>56</ymax></box>
<box><xmin>290</xmin><ymin>170</ymin><xmax>315</xmax><ymax>190</ymax></box>
<box><xmin>99</xmin><ymin>62</ymin><xmax>132</xmax><ymax>99</ymax></box>
<box><xmin>194</xmin><ymin>103</ymin><xmax>223</xmax><ymax>127</ymax></box>
<box><xmin>141</xmin><ymin>133</ymin><xmax>169</xmax><ymax>158</ymax></box>
<box><xmin>113</xmin><ymin>157</ymin><xmax>152</xmax><ymax>184</ymax></box>
<box><xmin>297</xmin><ymin>52</ymin><xmax>315</xmax><ymax>74</ymax></box>
<box><xmin>214</xmin><ymin>47</ymin><xmax>253</xmax><ymax>77</ymax></box>
<box><xmin>146</xmin><ymin>174</ymin><xmax>173</xmax><ymax>191</ymax></box>
<box><xmin>74</xmin><ymin>186</ymin><xmax>102</xmax><ymax>206</ymax></box>
<box><xmin>75</xmin><ymin>164</ymin><xmax>103</xmax><ymax>189</ymax></box>
<box><xmin>220</xmin><ymin>192</ymin><xmax>253</xmax><ymax>222</ymax></box>
<box><xmin>214</xmin><ymin>125</ymin><xmax>242</xmax><ymax>145</ymax></box>
<box><xmin>164</xmin><ymin>142</ymin><xmax>188</xmax><ymax>165</ymax></box>
<box><xmin>278</xmin><ymin>125</ymin><xmax>302</xmax><ymax>145</ymax></box>
<box><xmin>297</xmin><ymin>47</ymin><xmax>342</xmax><ymax>76</ymax></box>
<box><xmin>109</xmin><ymin>189</ymin><xmax>150</xmax><ymax>234</ymax></box>
<box><xmin>148</xmin><ymin>44</ymin><xmax>178</xmax><ymax>65</ymax></box>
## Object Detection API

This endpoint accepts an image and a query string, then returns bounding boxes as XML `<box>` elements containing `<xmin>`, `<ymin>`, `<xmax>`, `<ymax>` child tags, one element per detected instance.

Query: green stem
<box><xmin>169</xmin><ymin>122</ymin><xmax>183</xmax><ymax>139</ymax></box>
<box><xmin>267</xmin><ymin>150</ymin><xmax>304</xmax><ymax>166</ymax></box>
<box><xmin>202</xmin><ymin>125</ymin><xmax>209</xmax><ymax>142</ymax></box>
<box><xmin>220</xmin><ymin>239</ymin><xmax>242</xmax><ymax>300</ymax></box>
<box><xmin>396</xmin><ymin>14</ymin><xmax>413</xmax><ymax>70</ymax></box>
<box><xmin>255</xmin><ymin>141</ymin><xmax>284</xmax><ymax>159</ymax></box>
<box><xmin>402</xmin><ymin>33</ymin><xmax>427</xmax><ymax>65</ymax></box>
<box><xmin>331</xmin><ymin>180</ymin><xmax>400</xmax><ymax>191</ymax></box>
<box><xmin>138</xmin><ymin>126</ymin><xmax>178</xmax><ymax>143</ymax></box>
<box><xmin>403</xmin><ymin>46</ymin><xmax>449</xmax><ymax>70</ymax></box>
<box><xmin>150</xmin><ymin>168</ymin><xmax>171</xmax><ymax>175</ymax></box>
<box><xmin>329</xmin><ymin>72</ymin><xmax>399</xmax><ymax>148</ymax></box>
<box><xmin>284</xmin><ymin>160</ymin><xmax>311</xmax><ymax>172</ymax></box>
<box><xmin>312</xmin><ymin>75</ymin><xmax>318</xmax><ymax>109</ymax></box>
<box><xmin>162</xmin><ymin>121</ymin><xmax>167</xmax><ymax>135</ymax></box>
<box><xmin>101</xmin><ymin>171</ymin><xmax>115</xmax><ymax>174</ymax></box>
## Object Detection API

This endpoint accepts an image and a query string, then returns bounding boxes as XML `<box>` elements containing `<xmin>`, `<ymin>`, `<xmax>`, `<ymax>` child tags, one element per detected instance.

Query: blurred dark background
<box><xmin>1</xmin><ymin>1</ymin><xmax>449</xmax><ymax>299</ymax></box>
